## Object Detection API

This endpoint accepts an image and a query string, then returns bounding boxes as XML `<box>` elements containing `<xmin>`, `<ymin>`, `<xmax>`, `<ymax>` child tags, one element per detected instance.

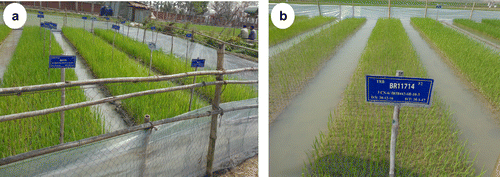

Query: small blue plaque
<box><xmin>151</xmin><ymin>26</ymin><xmax>156</xmax><ymax>30</ymax></box>
<box><xmin>186</xmin><ymin>34</ymin><xmax>192</xmax><ymax>38</ymax></box>
<box><xmin>112</xmin><ymin>24</ymin><xmax>120</xmax><ymax>30</ymax></box>
<box><xmin>49</xmin><ymin>55</ymin><xmax>76</xmax><ymax>68</ymax></box>
<box><xmin>191</xmin><ymin>59</ymin><xmax>205</xmax><ymax>68</ymax></box>
<box><xmin>366</xmin><ymin>75</ymin><xmax>434</xmax><ymax>106</ymax></box>
<box><xmin>37</xmin><ymin>14</ymin><xmax>44</xmax><ymax>18</ymax></box>
<box><xmin>82</xmin><ymin>16</ymin><xmax>87</xmax><ymax>20</ymax></box>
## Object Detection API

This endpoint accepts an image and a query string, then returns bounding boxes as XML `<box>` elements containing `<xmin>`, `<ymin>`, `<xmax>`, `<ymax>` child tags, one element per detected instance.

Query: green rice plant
<box><xmin>0</xmin><ymin>25</ymin><xmax>11</xmax><ymax>44</ymax></box>
<box><xmin>269</xmin><ymin>15</ymin><xmax>336</xmax><ymax>46</ymax></box>
<box><xmin>413</xmin><ymin>17</ymin><xmax>500</xmax><ymax>111</ymax></box>
<box><xmin>305</xmin><ymin>18</ymin><xmax>476</xmax><ymax>176</ymax></box>
<box><xmin>0</xmin><ymin>26</ymin><xmax>103</xmax><ymax>158</ymax></box>
<box><xmin>93</xmin><ymin>28</ymin><xmax>257</xmax><ymax>103</ymax></box>
<box><xmin>62</xmin><ymin>27</ymin><xmax>208</xmax><ymax>124</ymax></box>
<box><xmin>453</xmin><ymin>19</ymin><xmax>500</xmax><ymax>41</ymax></box>
<box><xmin>482</xmin><ymin>19</ymin><xmax>500</xmax><ymax>28</ymax></box>
<box><xmin>269</xmin><ymin>17</ymin><xmax>366</xmax><ymax>122</ymax></box>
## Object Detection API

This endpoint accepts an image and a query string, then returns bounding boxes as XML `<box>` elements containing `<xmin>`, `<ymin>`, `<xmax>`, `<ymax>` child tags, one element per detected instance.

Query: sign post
<box><xmin>112</xmin><ymin>24</ymin><xmax>120</xmax><ymax>61</ymax></box>
<box><xmin>91</xmin><ymin>17</ymin><xmax>96</xmax><ymax>33</ymax></box>
<box><xmin>151</xmin><ymin>26</ymin><xmax>156</xmax><ymax>44</ymax></box>
<box><xmin>82</xmin><ymin>16</ymin><xmax>87</xmax><ymax>30</ymax></box>
<box><xmin>49</xmin><ymin>55</ymin><xmax>76</xmax><ymax>144</ymax></box>
<box><xmin>106</xmin><ymin>17</ymin><xmax>110</xmax><ymax>30</ymax></box>
<box><xmin>189</xmin><ymin>58</ymin><xmax>205</xmax><ymax>111</ymax></box>
<box><xmin>37</xmin><ymin>11</ymin><xmax>44</xmax><ymax>38</ymax></box>
<box><xmin>366</xmin><ymin>70</ymin><xmax>434</xmax><ymax>177</ymax></box>
<box><xmin>148</xmin><ymin>42</ymin><xmax>156</xmax><ymax>76</ymax></box>
<box><xmin>127</xmin><ymin>21</ymin><xmax>130</xmax><ymax>37</ymax></box>
<box><xmin>185</xmin><ymin>33</ymin><xmax>192</xmax><ymax>67</ymax></box>
<box><xmin>121</xmin><ymin>20</ymin><xmax>126</xmax><ymax>34</ymax></box>
<box><xmin>436</xmin><ymin>4</ymin><xmax>442</xmax><ymax>20</ymax></box>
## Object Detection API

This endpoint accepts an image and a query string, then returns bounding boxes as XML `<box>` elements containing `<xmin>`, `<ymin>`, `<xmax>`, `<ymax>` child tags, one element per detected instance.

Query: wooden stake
<box><xmin>389</xmin><ymin>70</ymin><xmax>403</xmax><ymax>177</ymax></box>
<box><xmin>60</xmin><ymin>68</ymin><xmax>65</xmax><ymax>144</ymax></box>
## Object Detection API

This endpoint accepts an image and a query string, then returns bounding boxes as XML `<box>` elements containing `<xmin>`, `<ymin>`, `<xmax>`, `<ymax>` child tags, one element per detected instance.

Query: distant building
<box><xmin>105</xmin><ymin>2</ymin><xmax>152</xmax><ymax>23</ymax></box>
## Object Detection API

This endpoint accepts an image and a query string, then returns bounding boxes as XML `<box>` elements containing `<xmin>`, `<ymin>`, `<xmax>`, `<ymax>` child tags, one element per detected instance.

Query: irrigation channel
<box><xmin>0</xmin><ymin>30</ymin><xmax>21</xmax><ymax>81</ymax></box>
<box><xmin>17</xmin><ymin>12</ymin><xmax>257</xmax><ymax>81</ymax></box>
<box><xmin>269</xmin><ymin>3</ymin><xmax>500</xmax><ymax>176</ymax></box>
<box><xmin>53</xmin><ymin>32</ymin><xmax>127</xmax><ymax>132</ymax></box>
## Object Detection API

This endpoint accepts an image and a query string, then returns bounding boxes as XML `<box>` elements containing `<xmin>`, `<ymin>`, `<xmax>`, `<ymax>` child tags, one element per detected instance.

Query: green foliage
<box><xmin>413</xmin><ymin>17</ymin><xmax>500</xmax><ymax>110</ymax></box>
<box><xmin>93</xmin><ymin>29</ymin><xmax>257</xmax><ymax>103</ymax></box>
<box><xmin>306</xmin><ymin>18</ymin><xmax>476</xmax><ymax>176</ymax></box>
<box><xmin>454</xmin><ymin>19</ymin><xmax>500</xmax><ymax>41</ymax></box>
<box><xmin>0</xmin><ymin>27</ymin><xmax>103</xmax><ymax>158</ymax></box>
<box><xmin>0</xmin><ymin>25</ymin><xmax>11</xmax><ymax>44</ymax></box>
<box><xmin>269</xmin><ymin>17</ymin><xmax>365</xmax><ymax>121</ymax></box>
<box><xmin>62</xmin><ymin>27</ymin><xmax>208</xmax><ymax>124</ymax></box>
<box><xmin>482</xmin><ymin>19</ymin><xmax>500</xmax><ymax>28</ymax></box>
<box><xmin>269</xmin><ymin>16</ymin><xmax>336</xmax><ymax>46</ymax></box>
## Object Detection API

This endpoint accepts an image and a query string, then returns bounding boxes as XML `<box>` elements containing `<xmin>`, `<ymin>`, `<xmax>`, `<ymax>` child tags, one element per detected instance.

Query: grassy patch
<box><xmin>0</xmin><ymin>25</ymin><xmax>11</xmax><ymax>43</ymax></box>
<box><xmin>0</xmin><ymin>26</ymin><xmax>103</xmax><ymax>158</ymax></box>
<box><xmin>482</xmin><ymin>19</ymin><xmax>500</xmax><ymax>28</ymax></box>
<box><xmin>269</xmin><ymin>16</ymin><xmax>336</xmax><ymax>46</ymax></box>
<box><xmin>305</xmin><ymin>18</ymin><xmax>476</xmax><ymax>176</ymax></box>
<box><xmin>93</xmin><ymin>29</ymin><xmax>257</xmax><ymax>103</ymax></box>
<box><xmin>413</xmin><ymin>17</ymin><xmax>500</xmax><ymax>111</ymax></box>
<box><xmin>62</xmin><ymin>27</ymin><xmax>208</xmax><ymax>124</ymax></box>
<box><xmin>453</xmin><ymin>19</ymin><xmax>500</xmax><ymax>41</ymax></box>
<box><xmin>269</xmin><ymin>17</ymin><xmax>366</xmax><ymax>122</ymax></box>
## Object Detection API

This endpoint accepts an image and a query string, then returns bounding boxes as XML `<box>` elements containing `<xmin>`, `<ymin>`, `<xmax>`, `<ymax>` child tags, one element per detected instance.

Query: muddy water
<box><xmin>402</xmin><ymin>20</ymin><xmax>500</xmax><ymax>175</ymax></box>
<box><xmin>269</xmin><ymin>20</ymin><xmax>376</xmax><ymax>176</ymax></box>
<box><xmin>440</xmin><ymin>19</ymin><xmax>500</xmax><ymax>52</ymax></box>
<box><xmin>53</xmin><ymin>32</ymin><xmax>127</xmax><ymax>133</ymax></box>
<box><xmin>0</xmin><ymin>30</ymin><xmax>22</xmax><ymax>81</ymax></box>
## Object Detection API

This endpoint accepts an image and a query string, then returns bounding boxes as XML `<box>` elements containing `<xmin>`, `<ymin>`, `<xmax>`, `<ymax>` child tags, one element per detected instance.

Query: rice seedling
<box><xmin>0</xmin><ymin>26</ymin><xmax>103</xmax><ymax>158</ymax></box>
<box><xmin>412</xmin><ymin>17</ymin><xmax>500</xmax><ymax>111</ymax></box>
<box><xmin>62</xmin><ymin>27</ymin><xmax>208</xmax><ymax>124</ymax></box>
<box><xmin>269</xmin><ymin>15</ymin><xmax>336</xmax><ymax>46</ymax></box>
<box><xmin>482</xmin><ymin>19</ymin><xmax>500</xmax><ymax>28</ymax></box>
<box><xmin>305</xmin><ymin>18</ymin><xmax>476</xmax><ymax>176</ymax></box>
<box><xmin>453</xmin><ymin>19</ymin><xmax>500</xmax><ymax>41</ymax></box>
<box><xmin>93</xmin><ymin>28</ymin><xmax>257</xmax><ymax>103</ymax></box>
<box><xmin>269</xmin><ymin>17</ymin><xmax>366</xmax><ymax>122</ymax></box>
<box><xmin>0</xmin><ymin>25</ymin><xmax>11</xmax><ymax>43</ymax></box>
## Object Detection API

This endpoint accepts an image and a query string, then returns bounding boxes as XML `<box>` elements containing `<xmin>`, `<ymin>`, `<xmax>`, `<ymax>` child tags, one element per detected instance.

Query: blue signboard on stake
<box><xmin>49</xmin><ymin>55</ymin><xmax>76</xmax><ymax>68</ymax></box>
<box><xmin>112</xmin><ymin>24</ymin><xmax>120</xmax><ymax>30</ymax></box>
<box><xmin>121</xmin><ymin>21</ymin><xmax>126</xmax><ymax>24</ymax></box>
<box><xmin>106</xmin><ymin>17</ymin><xmax>109</xmax><ymax>20</ymax></box>
<box><xmin>38</xmin><ymin>11</ymin><xmax>43</xmax><ymax>14</ymax></box>
<box><xmin>191</xmin><ymin>59</ymin><xmax>205</xmax><ymax>68</ymax></box>
<box><xmin>37</xmin><ymin>14</ymin><xmax>44</xmax><ymax>18</ymax></box>
<box><xmin>48</xmin><ymin>22</ymin><xmax>57</xmax><ymax>29</ymax></box>
<box><xmin>436</xmin><ymin>5</ymin><xmax>442</xmax><ymax>8</ymax></box>
<box><xmin>186</xmin><ymin>34</ymin><xmax>192</xmax><ymax>38</ymax></box>
<box><xmin>92</xmin><ymin>17</ymin><xmax>96</xmax><ymax>20</ymax></box>
<box><xmin>366</xmin><ymin>75</ymin><xmax>434</xmax><ymax>106</ymax></box>
<box><xmin>151</xmin><ymin>26</ymin><xmax>156</xmax><ymax>30</ymax></box>
<box><xmin>82</xmin><ymin>16</ymin><xmax>87</xmax><ymax>20</ymax></box>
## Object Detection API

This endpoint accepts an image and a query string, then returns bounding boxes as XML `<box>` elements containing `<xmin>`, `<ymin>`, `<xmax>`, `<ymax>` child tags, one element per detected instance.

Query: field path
<box><xmin>269</xmin><ymin>19</ymin><xmax>376</xmax><ymax>176</ymax></box>
<box><xmin>0</xmin><ymin>29</ymin><xmax>21</xmax><ymax>81</ymax></box>
<box><xmin>53</xmin><ymin>31</ymin><xmax>128</xmax><ymax>132</ymax></box>
<box><xmin>269</xmin><ymin>20</ymin><xmax>339</xmax><ymax>57</ymax></box>
<box><xmin>440</xmin><ymin>20</ymin><xmax>500</xmax><ymax>52</ymax></box>
<box><xmin>403</xmin><ymin>20</ymin><xmax>500</xmax><ymax>176</ymax></box>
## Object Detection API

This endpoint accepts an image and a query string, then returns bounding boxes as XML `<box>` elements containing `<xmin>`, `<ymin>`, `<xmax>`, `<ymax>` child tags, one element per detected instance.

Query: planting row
<box><xmin>412</xmin><ymin>18</ymin><xmax>500</xmax><ymax>111</ymax></box>
<box><xmin>453</xmin><ymin>19</ymin><xmax>500</xmax><ymax>41</ymax></box>
<box><xmin>305</xmin><ymin>19</ymin><xmax>476</xmax><ymax>176</ymax></box>
<box><xmin>62</xmin><ymin>27</ymin><xmax>207</xmax><ymax>124</ymax></box>
<box><xmin>269</xmin><ymin>16</ymin><xmax>336</xmax><ymax>46</ymax></box>
<box><xmin>93</xmin><ymin>28</ymin><xmax>257</xmax><ymax>103</ymax></box>
<box><xmin>269</xmin><ymin>17</ymin><xmax>366</xmax><ymax>122</ymax></box>
<box><xmin>0</xmin><ymin>27</ymin><xmax>103</xmax><ymax>158</ymax></box>
<box><xmin>0</xmin><ymin>25</ymin><xmax>11</xmax><ymax>43</ymax></box>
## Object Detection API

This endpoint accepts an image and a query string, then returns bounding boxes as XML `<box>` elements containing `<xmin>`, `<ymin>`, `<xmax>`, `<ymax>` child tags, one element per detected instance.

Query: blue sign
<box><xmin>106</xmin><ymin>17</ymin><xmax>110</xmax><ymax>20</ymax></box>
<box><xmin>112</xmin><ymin>24</ymin><xmax>120</xmax><ymax>30</ymax></box>
<box><xmin>436</xmin><ymin>5</ymin><xmax>442</xmax><ymax>8</ymax></box>
<box><xmin>366</xmin><ymin>75</ymin><xmax>434</xmax><ymax>106</ymax></box>
<box><xmin>148</xmin><ymin>42</ymin><xmax>156</xmax><ymax>50</ymax></box>
<box><xmin>121</xmin><ymin>21</ymin><xmax>126</xmax><ymax>24</ymax></box>
<box><xmin>151</xmin><ymin>26</ymin><xmax>156</xmax><ymax>30</ymax></box>
<box><xmin>41</xmin><ymin>22</ymin><xmax>57</xmax><ymax>29</ymax></box>
<box><xmin>191</xmin><ymin>59</ymin><xmax>205</xmax><ymax>68</ymax></box>
<box><xmin>49</xmin><ymin>55</ymin><xmax>76</xmax><ymax>68</ymax></box>
<box><xmin>186</xmin><ymin>34</ymin><xmax>192</xmax><ymax>38</ymax></box>
<box><xmin>38</xmin><ymin>11</ymin><xmax>43</xmax><ymax>14</ymax></box>
<box><xmin>37</xmin><ymin>14</ymin><xmax>44</xmax><ymax>18</ymax></box>
<box><xmin>92</xmin><ymin>17</ymin><xmax>96</xmax><ymax>20</ymax></box>
<box><xmin>82</xmin><ymin>16</ymin><xmax>87</xmax><ymax>20</ymax></box>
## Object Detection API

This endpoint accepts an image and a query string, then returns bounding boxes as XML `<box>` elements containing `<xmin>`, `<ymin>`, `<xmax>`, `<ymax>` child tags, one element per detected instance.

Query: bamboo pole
<box><xmin>206</xmin><ymin>43</ymin><xmax>225</xmax><ymax>176</ymax></box>
<box><xmin>60</xmin><ymin>68</ymin><xmax>65</xmax><ymax>144</ymax></box>
<box><xmin>0</xmin><ymin>105</ymin><xmax>257</xmax><ymax>166</ymax></box>
<box><xmin>0</xmin><ymin>80</ymin><xmax>257</xmax><ymax>122</ymax></box>
<box><xmin>425</xmin><ymin>0</ymin><xmax>428</xmax><ymax>18</ymax></box>
<box><xmin>388</xmin><ymin>0</ymin><xmax>391</xmax><ymax>18</ymax></box>
<box><xmin>140</xmin><ymin>114</ymin><xmax>151</xmax><ymax>177</ymax></box>
<box><xmin>0</xmin><ymin>68</ymin><xmax>257</xmax><ymax>95</ymax></box>
<box><xmin>469</xmin><ymin>2</ymin><xmax>475</xmax><ymax>20</ymax></box>
<box><xmin>389</xmin><ymin>70</ymin><xmax>403</xmax><ymax>177</ymax></box>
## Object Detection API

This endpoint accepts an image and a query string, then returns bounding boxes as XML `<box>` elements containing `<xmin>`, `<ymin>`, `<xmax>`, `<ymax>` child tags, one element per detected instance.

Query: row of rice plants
<box><xmin>0</xmin><ymin>25</ymin><xmax>11</xmax><ymax>43</ymax></box>
<box><xmin>482</xmin><ymin>19</ymin><xmax>500</xmax><ymax>28</ymax></box>
<box><xmin>412</xmin><ymin>17</ymin><xmax>500</xmax><ymax>111</ymax></box>
<box><xmin>305</xmin><ymin>18</ymin><xmax>477</xmax><ymax>176</ymax></box>
<box><xmin>0</xmin><ymin>27</ymin><xmax>103</xmax><ymax>158</ymax></box>
<box><xmin>269</xmin><ymin>16</ymin><xmax>336</xmax><ymax>46</ymax></box>
<box><xmin>269</xmin><ymin>17</ymin><xmax>366</xmax><ymax>123</ymax></box>
<box><xmin>453</xmin><ymin>19</ymin><xmax>500</xmax><ymax>41</ymax></box>
<box><xmin>61</xmin><ymin>27</ymin><xmax>207</xmax><ymax>124</ymax></box>
<box><xmin>93</xmin><ymin>28</ymin><xmax>257</xmax><ymax>103</ymax></box>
